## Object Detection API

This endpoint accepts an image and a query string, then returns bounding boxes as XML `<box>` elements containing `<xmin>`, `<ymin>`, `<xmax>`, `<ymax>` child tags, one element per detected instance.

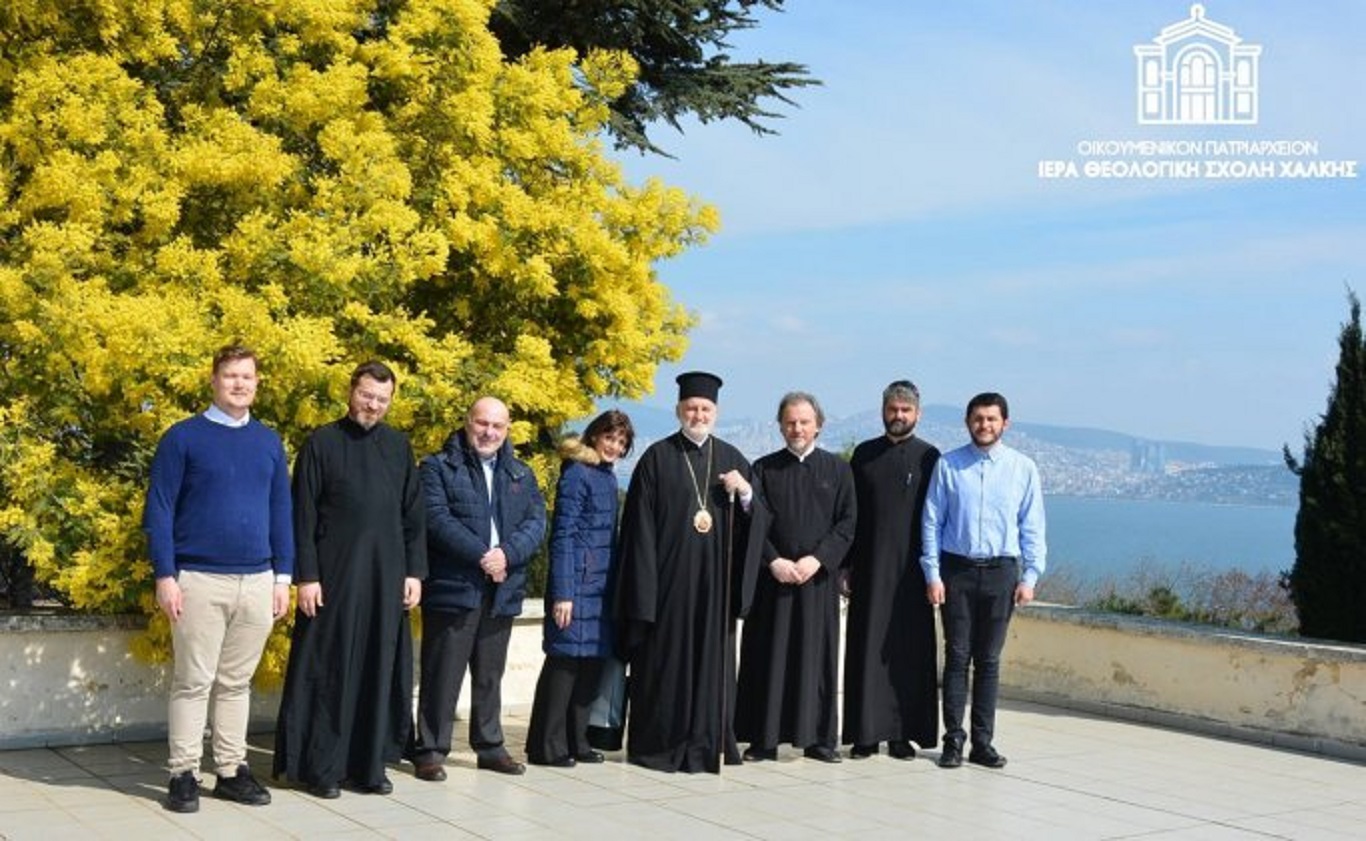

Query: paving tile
<box><xmin>2</xmin><ymin>701</ymin><xmax>1364</xmax><ymax>839</ymax></box>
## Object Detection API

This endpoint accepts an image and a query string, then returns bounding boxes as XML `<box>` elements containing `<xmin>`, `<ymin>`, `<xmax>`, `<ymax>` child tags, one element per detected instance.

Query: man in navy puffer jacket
<box><xmin>411</xmin><ymin>397</ymin><xmax>546</xmax><ymax>779</ymax></box>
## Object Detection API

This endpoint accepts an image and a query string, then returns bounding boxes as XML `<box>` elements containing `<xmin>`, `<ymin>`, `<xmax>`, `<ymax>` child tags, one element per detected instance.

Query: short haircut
<box><xmin>212</xmin><ymin>343</ymin><xmax>257</xmax><ymax>374</ymax></box>
<box><xmin>966</xmin><ymin>391</ymin><xmax>1010</xmax><ymax>420</ymax></box>
<box><xmin>882</xmin><ymin>379</ymin><xmax>921</xmax><ymax>409</ymax></box>
<box><xmin>582</xmin><ymin>409</ymin><xmax>635</xmax><ymax>458</ymax></box>
<box><xmin>350</xmin><ymin>360</ymin><xmax>396</xmax><ymax>389</ymax></box>
<box><xmin>776</xmin><ymin>391</ymin><xmax>825</xmax><ymax>427</ymax></box>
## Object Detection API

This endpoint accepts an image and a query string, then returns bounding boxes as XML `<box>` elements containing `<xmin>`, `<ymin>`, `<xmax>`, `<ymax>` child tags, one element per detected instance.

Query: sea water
<box><xmin>1044</xmin><ymin>495</ymin><xmax>1295</xmax><ymax>584</ymax></box>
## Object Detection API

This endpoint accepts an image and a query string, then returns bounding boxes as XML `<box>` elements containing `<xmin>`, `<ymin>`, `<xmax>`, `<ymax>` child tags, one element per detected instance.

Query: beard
<box><xmin>681</xmin><ymin>419</ymin><xmax>713</xmax><ymax>440</ymax></box>
<box><xmin>884</xmin><ymin>418</ymin><xmax>916</xmax><ymax>438</ymax></box>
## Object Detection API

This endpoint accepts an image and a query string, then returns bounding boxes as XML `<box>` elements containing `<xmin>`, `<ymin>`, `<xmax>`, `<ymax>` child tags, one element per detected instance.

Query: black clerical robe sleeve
<box><xmin>291</xmin><ymin>432</ymin><xmax>325</xmax><ymax>584</ymax></box>
<box><xmin>398</xmin><ymin>437</ymin><xmax>428</xmax><ymax>580</ymax></box>
<box><xmin>615</xmin><ymin>444</ymin><xmax>660</xmax><ymax>649</ymax></box>
<box><xmin>810</xmin><ymin>453</ymin><xmax>857</xmax><ymax>572</ymax></box>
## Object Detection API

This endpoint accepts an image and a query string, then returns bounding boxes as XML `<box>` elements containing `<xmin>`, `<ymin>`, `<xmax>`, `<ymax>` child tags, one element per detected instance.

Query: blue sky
<box><xmin>616</xmin><ymin>1</ymin><xmax>1365</xmax><ymax>450</ymax></box>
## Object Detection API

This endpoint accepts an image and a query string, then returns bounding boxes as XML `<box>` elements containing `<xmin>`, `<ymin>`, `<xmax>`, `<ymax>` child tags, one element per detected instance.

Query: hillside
<box><xmin>591</xmin><ymin>403</ymin><xmax>1295</xmax><ymax>506</ymax></box>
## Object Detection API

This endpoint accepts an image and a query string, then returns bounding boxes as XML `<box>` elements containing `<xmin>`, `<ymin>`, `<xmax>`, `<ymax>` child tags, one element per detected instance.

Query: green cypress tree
<box><xmin>1284</xmin><ymin>292</ymin><xmax>1366</xmax><ymax>642</ymax></box>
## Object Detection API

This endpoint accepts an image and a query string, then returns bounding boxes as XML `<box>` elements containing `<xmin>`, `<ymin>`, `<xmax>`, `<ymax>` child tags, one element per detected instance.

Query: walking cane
<box><xmin>718</xmin><ymin>487</ymin><xmax>737</xmax><ymax>775</ymax></box>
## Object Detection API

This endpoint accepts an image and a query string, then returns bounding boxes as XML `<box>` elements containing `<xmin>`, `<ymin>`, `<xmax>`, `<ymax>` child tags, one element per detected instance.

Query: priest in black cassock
<box><xmin>735</xmin><ymin>392</ymin><xmax>856</xmax><ymax>763</ymax></box>
<box><xmin>274</xmin><ymin>361</ymin><xmax>427</xmax><ymax>798</ymax></box>
<box><xmin>615</xmin><ymin>371</ymin><xmax>752</xmax><ymax>773</ymax></box>
<box><xmin>840</xmin><ymin>380</ymin><xmax>941</xmax><ymax>760</ymax></box>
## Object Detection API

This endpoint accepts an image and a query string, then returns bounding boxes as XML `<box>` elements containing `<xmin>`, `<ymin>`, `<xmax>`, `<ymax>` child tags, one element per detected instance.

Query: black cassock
<box><xmin>615</xmin><ymin>432</ymin><xmax>749</xmax><ymax>773</ymax></box>
<box><xmin>840</xmin><ymin>435</ymin><xmax>940</xmax><ymax>748</ymax></box>
<box><xmin>735</xmin><ymin>447</ymin><xmax>856</xmax><ymax>751</ymax></box>
<box><xmin>274</xmin><ymin>418</ymin><xmax>427</xmax><ymax>789</ymax></box>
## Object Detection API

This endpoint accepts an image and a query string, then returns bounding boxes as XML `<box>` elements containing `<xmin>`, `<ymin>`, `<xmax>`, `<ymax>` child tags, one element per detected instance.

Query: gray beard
<box><xmin>885</xmin><ymin>419</ymin><xmax>916</xmax><ymax>438</ymax></box>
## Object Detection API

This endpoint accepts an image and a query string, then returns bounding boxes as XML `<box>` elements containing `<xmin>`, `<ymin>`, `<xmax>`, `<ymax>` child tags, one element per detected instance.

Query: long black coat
<box><xmin>736</xmin><ymin>447</ymin><xmax>856</xmax><ymax>751</ymax></box>
<box><xmin>273</xmin><ymin>417</ymin><xmax>427</xmax><ymax>789</ymax></box>
<box><xmin>614</xmin><ymin>432</ymin><xmax>750</xmax><ymax>773</ymax></box>
<box><xmin>841</xmin><ymin>434</ymin><xmax>941</xmax><ymax>748</ymax></box>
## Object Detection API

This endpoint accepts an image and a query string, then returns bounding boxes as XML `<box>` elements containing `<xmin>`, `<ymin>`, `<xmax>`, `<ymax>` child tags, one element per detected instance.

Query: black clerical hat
<box><xmin>675</xmin><ymin>371</ymin><xmax>723</xmax><ymax>403</ymax></box>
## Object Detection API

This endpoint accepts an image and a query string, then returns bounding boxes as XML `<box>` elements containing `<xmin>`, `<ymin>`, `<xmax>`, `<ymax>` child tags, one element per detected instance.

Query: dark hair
<box><xmin>776</xmin><ymin>391</ymin><xmax>825</xmax><ymax>427</ymax></box>
<box><xmin>966</xmin><ymin>392</ymin><xmax>1010</xmax><ymax>421</ymax></box>
<box><xmin>582</xmin><ymin>409</ymin><xmax>635</xmax><ymax>458</ymax></box>
<box><xmin>350</xmin><ymin>360</ymin><xmax>396</xmax><ymax>389</ymax></box>
<box><xmin>212</xmin><ymin>343</ymin><xmax>257</xmax><ymax>374</ymax></box>
<box><xmin>882</xmin><ymin>379</ymin><xmax>921</xmax><ymax>409</ymax></box>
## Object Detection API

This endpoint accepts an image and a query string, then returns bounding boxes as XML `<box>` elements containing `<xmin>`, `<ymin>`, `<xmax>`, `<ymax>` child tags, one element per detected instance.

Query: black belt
<box><xmin>942</xmin><ymin>552</ymin><xmax>1017</xmax><ymax>569</ymax></box>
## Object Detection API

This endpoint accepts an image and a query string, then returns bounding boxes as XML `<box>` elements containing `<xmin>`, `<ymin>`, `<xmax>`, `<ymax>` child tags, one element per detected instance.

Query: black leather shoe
<box><xmin>575</xmin><ymin>750</ymin><xmax>605</xmax><ymax>764</ymax></box>
<box><xmin>849</xmin><ymin>743</ymin><xmax>877</xmax><ymax>759</ymax></box>
<box><xmin>343</xmin><ymin>776</ymin><xmax>393</xmax><ymax>795</ymax></box>
<box><xmin>888</xmin><ymin>740</ymin><xmax>916</xmax><ymax>760</ymax></box>
<box><xmin>309</xmin><ymin>781</ymin><xmax>341</xmax><ymax>799</ymax></box>
<box><xmin>414</xmin><ymin>761</ymin><xmax>447</xmax><ymax>782</ymax></box>
<box><xmin>212</xmin><ymin>764</ymin><xmax>271</xmax><ymax>805</ymax></box>
<box><xmin>546</xmin><ymin>755</ymin><xmax>576</xmax><ymax>768</ymax></box>
<box><xmin>968</xmin><ymin>746</ymin><xmax>1008</xmax><ymax>769</ymax></box>
<box><xmin>165</xmin><ymin>771</ymin><xmax>199</xmax><ymax>813</ymax></box>
<box><xmin>742</xmin><ymin>745</ymin><xmax>777</xmax><ymax>762</ymax></box>
<box><xmin>477</xmin><ymin>754</ymin><xmax>527</xmax><ymax>775</ymax></box>
<box><xmin>938</xmin><ymin>744</ymin><xmax>963</xmax><ymax>769</ymax></box>
<box><xmin>803</xmin><ymin>746</ymin><xmax>842</xmax><ymax>764</ymax></box>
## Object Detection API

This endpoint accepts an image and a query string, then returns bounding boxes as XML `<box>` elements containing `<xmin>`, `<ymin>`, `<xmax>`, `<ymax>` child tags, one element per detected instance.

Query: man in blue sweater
<box><xmin>143</xmin><ymin>344</ymin><xmax>294</xmax><ymax>813</ymax></box>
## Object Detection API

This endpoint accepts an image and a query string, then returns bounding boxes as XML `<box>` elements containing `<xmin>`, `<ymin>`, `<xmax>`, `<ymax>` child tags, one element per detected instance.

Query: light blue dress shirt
<box><xmin>919</xmin><ymin>441</ymin><xmax>1047</xmax><ymax>588</ymax></box>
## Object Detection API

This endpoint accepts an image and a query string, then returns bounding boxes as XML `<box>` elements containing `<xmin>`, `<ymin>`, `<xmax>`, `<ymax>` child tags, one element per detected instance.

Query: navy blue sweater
<box><xmin>143</xmin><ymin>413</ymin><xmax>295</xmax><ymax>580</ymax></box>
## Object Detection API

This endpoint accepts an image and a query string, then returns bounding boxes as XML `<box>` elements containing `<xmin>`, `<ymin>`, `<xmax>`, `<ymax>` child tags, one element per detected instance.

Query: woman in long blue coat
<box><xmin>525</xmin><ymin>410</ymin><xmax>634</xmax><ymax>766</ymax></box>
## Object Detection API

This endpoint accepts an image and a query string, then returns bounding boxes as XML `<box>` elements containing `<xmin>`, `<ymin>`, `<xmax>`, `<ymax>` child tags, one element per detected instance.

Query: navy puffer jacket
<box><xmin>543</xmin><ymin>438</ymin><xmax>619</xmax><ymax>658</ymax></box>
<box><xmin>420</xmin><ymin>431</ymin><xmax>546</xmax><ymax>617</ymax></box>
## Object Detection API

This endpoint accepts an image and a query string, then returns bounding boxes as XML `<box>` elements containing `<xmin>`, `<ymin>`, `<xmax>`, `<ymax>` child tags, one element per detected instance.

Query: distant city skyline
<box><xmin>616</xmin><ymin>1</ymin><xmax>1365</xmax><ymax>450</ymax></box>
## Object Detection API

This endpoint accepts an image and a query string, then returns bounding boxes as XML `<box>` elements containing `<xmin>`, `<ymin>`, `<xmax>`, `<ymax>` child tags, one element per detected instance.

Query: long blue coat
<box><xmin>543</xmin><ymin>439</ymin><xmax>619</xmax><ymax>658</ymax></box>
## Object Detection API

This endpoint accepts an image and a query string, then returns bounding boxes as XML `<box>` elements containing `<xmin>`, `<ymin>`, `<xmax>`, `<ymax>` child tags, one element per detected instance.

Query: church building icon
<box><xmin>1134</xmin><ymin>4</ymin><xmax>1262</xmax><ymax>125</ymax></box>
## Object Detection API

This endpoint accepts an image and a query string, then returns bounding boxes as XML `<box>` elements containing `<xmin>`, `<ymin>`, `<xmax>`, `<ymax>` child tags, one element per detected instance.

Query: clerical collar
<box><xmin>204</xmin><ymin>404</ymin><xmax>250</xmax><ymax>428</ymax></box>
<box><xmin>786</xmin><ymin>442</ymin><xmax>817</xmax><ymax>461</ymax></box>
<box><xmin>680</xmin><ymin>427</ymin><xmax>710</xmax><ymax>446</ymax></box>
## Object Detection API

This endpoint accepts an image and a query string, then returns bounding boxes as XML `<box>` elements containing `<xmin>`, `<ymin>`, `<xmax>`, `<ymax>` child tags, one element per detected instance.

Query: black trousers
<box><xmin>413</xmin><ymin>599</ymin><xmax>513</xmax><ymax>763</ymax></box>
<box><xmin>940</xmin><ymin>555</ymin><xmax>1018</xmax><ymax>752</ymax></box>
<box><xmin>525</xmin><ymin>655</ymin><xmax>605</xmax><ymax>763</ymax></box>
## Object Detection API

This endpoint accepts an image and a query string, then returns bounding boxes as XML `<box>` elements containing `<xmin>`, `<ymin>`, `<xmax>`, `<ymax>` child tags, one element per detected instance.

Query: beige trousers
<box><xmin>167</xmin><ymin>570</ymin><xmax>274</xmax><ymax>776</ymax></box>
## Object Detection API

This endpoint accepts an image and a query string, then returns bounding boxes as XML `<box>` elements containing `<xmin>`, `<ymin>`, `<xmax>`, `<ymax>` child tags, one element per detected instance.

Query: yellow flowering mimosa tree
<box><xmin>0</xmin><ymin>0</ymin><xmax>715</xmax><ymax>682</ymax></box>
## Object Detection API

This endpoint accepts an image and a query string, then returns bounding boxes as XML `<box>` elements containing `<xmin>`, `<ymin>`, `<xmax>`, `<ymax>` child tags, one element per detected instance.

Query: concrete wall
<box><xmin>0</xmin><ymin>610</ymin><xmax>544</xmax><ymax>750</ymax></box>
<box><xmin>1001</xmin><ymin>605</ymin><xmax>1366</xmax><ymax>761</ymax></box>
<box><xmin>4</xmin><ymin>605</ymin><xmax>1365</xmax><ymax>761</ymax></box>
<box><xmin>0</xmin><ymin>613</ymin><xmax>283</xmax><ymax>749</ymax></box>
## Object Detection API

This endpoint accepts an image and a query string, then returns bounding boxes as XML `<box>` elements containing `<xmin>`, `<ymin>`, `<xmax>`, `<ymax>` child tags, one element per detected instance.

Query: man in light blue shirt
<box><xmin>920</xmin><ymin>392</ymin><xmax>1045</xmax><ymax>770</ymax></box>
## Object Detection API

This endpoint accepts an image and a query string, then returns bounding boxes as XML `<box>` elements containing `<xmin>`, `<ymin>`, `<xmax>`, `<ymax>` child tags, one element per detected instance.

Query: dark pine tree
<box><xmin>488</xmin><ymin>0</ymin><xmax>817</xmax><ymax>154</ymax></box>
<box><xmin>1283</xmin><ymin>291</ymin><xmax>1366</xmax><ymax>642</ymax></box>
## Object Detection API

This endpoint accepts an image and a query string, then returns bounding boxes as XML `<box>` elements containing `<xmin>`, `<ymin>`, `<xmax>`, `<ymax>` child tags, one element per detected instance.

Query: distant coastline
<box><xmin>601</xmin><ymin>402</ymin><xmax>1297</xmax><ymax>508</ymax></box>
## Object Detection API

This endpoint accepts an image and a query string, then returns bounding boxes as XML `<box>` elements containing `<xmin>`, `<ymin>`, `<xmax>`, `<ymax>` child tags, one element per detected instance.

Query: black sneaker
<box><xmin>165</xmin><ymin>770</ymin><xmax>199</xmax><ymax>813</ymax></box>
<box><xmin>212</xmin><ymin>764</ymin><xmax>271</xmax><ymax>805</ymax></box>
